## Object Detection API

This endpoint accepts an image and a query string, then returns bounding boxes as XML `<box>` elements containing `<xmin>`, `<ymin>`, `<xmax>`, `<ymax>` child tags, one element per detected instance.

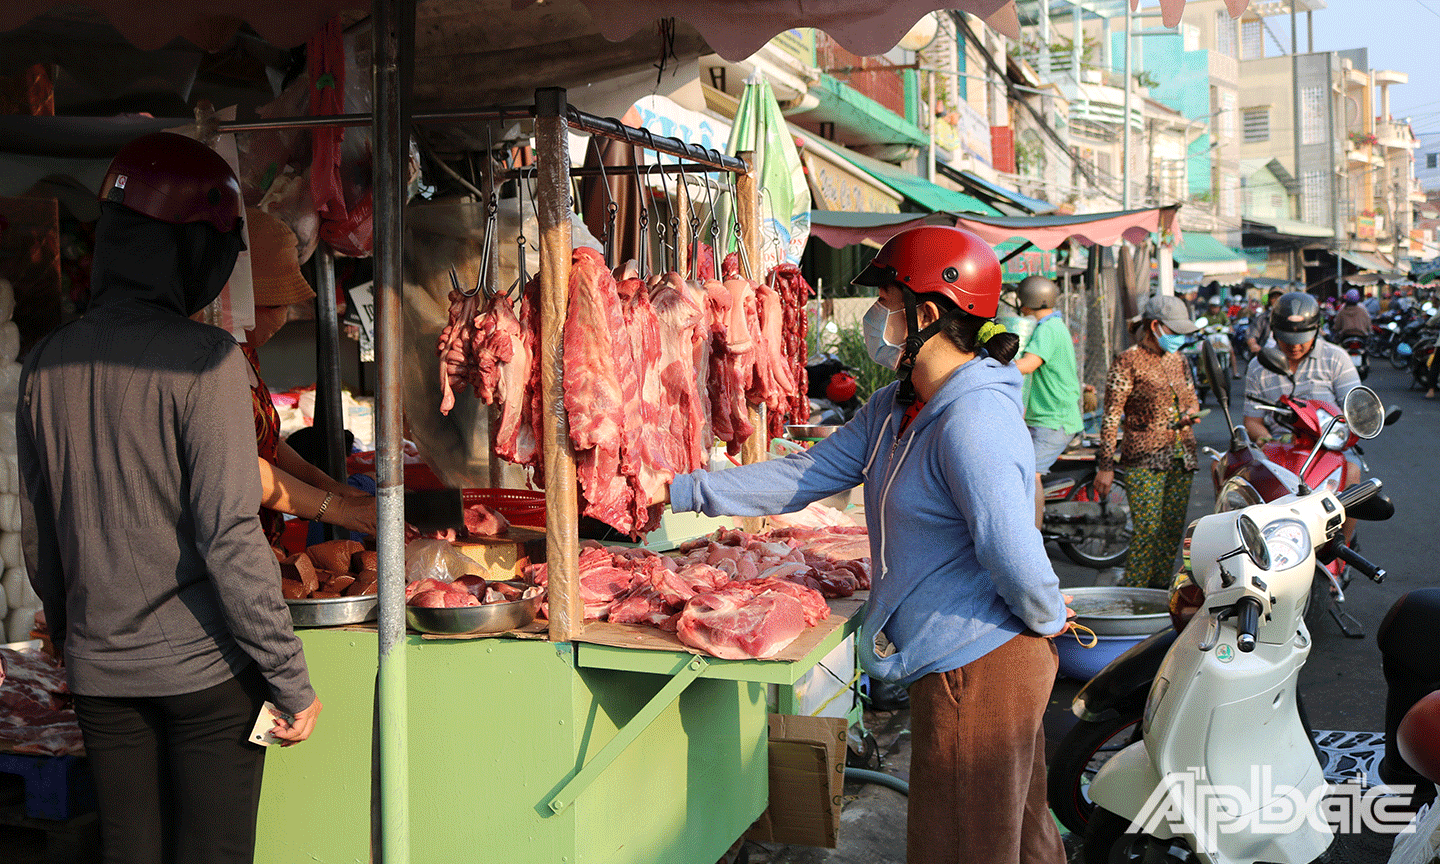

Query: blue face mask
<box><xmin>863</xmin><ymin>301</ymin><xmax>906</xmax><ymax>370</ymax></box>
<box><xmin>1154</xmin><ymin>326</ymin><xmax>1186</xmax><ymax>354</ymax></box>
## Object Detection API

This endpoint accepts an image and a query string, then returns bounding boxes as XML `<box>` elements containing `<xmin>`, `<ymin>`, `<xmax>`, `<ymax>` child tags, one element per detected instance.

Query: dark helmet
<box><xmin>1015</xmin><ymin>275</ymin><xmax>1059</xmax><ymax>311</ymax></box>
<box><xmin>99</xmin><ymin>132</ymin><xmax>242</xmax><ymax>234</ymax></box>
<box><xmin>853</xmin><ymin>225</ymin><xmax>1002</xmax><ymax>317</ymax></box>
<box><xmin>1271</xmin><ymin>292</ymin><xmax>1322</xmax><ymax>345</ymax></box>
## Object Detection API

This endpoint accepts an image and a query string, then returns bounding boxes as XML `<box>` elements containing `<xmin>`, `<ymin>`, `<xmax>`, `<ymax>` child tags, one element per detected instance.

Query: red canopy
<box><xmin>808</xmin><ymin>206</ymin><xmax>1181</xmax><ymax>251</ymax></box>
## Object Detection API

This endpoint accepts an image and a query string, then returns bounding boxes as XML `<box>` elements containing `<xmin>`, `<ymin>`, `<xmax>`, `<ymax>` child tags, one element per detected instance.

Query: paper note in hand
<box><xmin>249</xmin><ymin>701</ymin><xmax>294</xmax><ymax>747</ymax></box>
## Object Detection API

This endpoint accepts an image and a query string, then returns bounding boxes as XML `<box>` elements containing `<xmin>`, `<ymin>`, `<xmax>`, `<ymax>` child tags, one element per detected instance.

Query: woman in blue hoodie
<box><xmin>665</xmin><ymin>226</ymin><xmax>1069</xmax><ymax>864</ymax></box>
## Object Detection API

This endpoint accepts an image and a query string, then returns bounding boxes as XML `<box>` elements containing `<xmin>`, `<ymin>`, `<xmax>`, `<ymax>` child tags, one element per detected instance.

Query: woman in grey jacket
<box><xmin>666</xmin><ymin>227</ymin><xmax>1069</xmax><ymax>864</ymax></box>
<box><xmin>19</xmin><ymin>133</ymin><xmax>320</xmax><ymax>864</ymax></box>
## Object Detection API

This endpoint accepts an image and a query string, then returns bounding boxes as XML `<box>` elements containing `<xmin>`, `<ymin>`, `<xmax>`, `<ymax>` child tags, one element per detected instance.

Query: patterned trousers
<box><xmin>1123</xmin><ymin>464</ymin><xmax>1194</xmax><ymax>589</ymax></box>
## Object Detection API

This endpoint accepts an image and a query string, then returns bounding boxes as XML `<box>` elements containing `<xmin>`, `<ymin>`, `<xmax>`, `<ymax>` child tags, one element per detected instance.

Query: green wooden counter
<box><xmin>254</xmin><ymin>595</ymin><xmax>866</xmax><ymax>864</ymax></box>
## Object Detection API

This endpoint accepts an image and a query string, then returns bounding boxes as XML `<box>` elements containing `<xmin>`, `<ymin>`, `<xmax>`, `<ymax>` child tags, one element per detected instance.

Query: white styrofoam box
<box><xmin>1</xmin><ymin>566</ymin><xmax>20</xmax><ymax>608</ymax></box>
<box><xmin>3</xmin><ymin>455</ymin><xmax>20</xmax><ymax>496</ymax></box>
<box><xmin>0</xmin><ymin>362</ymin><xmax>20</xmax><ymax>410</ymax></box>
<box><xmin>6</xmin><ymin>606</ymin><xmax>36</xmax><ymax>644</ymax></box>
<box><xmin>0</xmin><ymin>321</ymin><xmax>19</xmax><ymax>365</ymax></box>
<box><xmin>4</xmin><ymin>568</ymin><xmax>35</xmax><ymax>609</ymax></box>
<box><xmin>0</xmin><ymin>494</ymin><xmax>19</xmax><ymax>532</ymax></box>
<box><xmin>766</xmin><ymin>633</ymin><xmax>857</xmax><ymax>721</ymax></box>
<box><xmin>0</xmin><ymin>414</ymin><xmax>14</xmax><ymax>457</ymax></box>
<box><xmin>0</xmin><ymin>531</ymin><xmax>22</xmax><ymax>570</ymax></box>
<box><xmin>0</xmin><ymin>279</ymin><xmax>14</xmax><ymax>326</ymax></box>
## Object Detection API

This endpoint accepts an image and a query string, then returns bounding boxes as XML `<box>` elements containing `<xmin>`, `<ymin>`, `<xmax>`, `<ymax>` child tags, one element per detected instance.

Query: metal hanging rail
<box><xmin>215</xmin><ymin>103</ymin><xmax>747</xmax><ymax>176</ymax></box>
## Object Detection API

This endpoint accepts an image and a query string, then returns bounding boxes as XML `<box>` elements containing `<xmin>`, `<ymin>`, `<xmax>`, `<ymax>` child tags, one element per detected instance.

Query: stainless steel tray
<box><xmin>1066</xmin><ymin>587</ymin><xmax>1170</xmax><ymax>636</ymax></box>
<box><xmin>785</xmin><ymin>424</ymin><xmax>841</xmax><ymax>440</ymax></box>
<box><xmin>405</xmin><ymin>585</ymin><xmax>541</xmax><ymax>636</ymax></box>
<box><xmin>286</xmin><ymin>595</ymin><xmax>378</xmax><ymax>628</ymax></box>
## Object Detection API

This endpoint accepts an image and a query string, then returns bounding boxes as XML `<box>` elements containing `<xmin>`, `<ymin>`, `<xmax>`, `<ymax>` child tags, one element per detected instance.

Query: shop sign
<box><xmin>349</xmin><ymin>281</ymin><xmax>375</xmax><ymax>363</ymax></box>
<box><xmin>630</xmin><ymin>95</ymin><xmax>732</xmax><ymax>170</ymax></box>
<box><xmin>955</xmin><ymin>101</ymin><xmax>992</xmax><ymax>166</ymax></box>
<box><xmin>995</xmin><ymin>242</ymin><xmax>1056</xmax><ymax>279</ymax></box>
<box><xmin>800</xmin><ymin>150</ymin><xmax>901</xmax><ymax>213</ymax></box>
<box><xmin>1411</xmin><ymin>228</ymin><xmax>1426</xmax><ymax>256</ymax></box>
<box><xmin>769</xmin><ymin>29</ymin><xmax>816</xmax><ymax>68</ymax></box>
<box><xmin>1356</xmin><ymin>210</ymin><xmax>1376</xmax><ymax>240</ymax></box>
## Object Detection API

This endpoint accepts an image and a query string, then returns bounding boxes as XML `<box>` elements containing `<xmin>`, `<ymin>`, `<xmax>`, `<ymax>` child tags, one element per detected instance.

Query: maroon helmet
<box><xmin>99</xmin><ymin>132</ymin><xmax>242</xmax><ymax>234</ymax></box>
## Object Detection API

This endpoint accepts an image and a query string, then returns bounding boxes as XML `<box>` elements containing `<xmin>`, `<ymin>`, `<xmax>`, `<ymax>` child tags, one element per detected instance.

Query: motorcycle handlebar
<box><xmin>1336</xmin><ymin>544</ymin><xmax>1386</xmax><ymax>584</ymax></box>
<box><xmin>1235</xmin><ymin>596</ymin><xmax>1262</xmax><ymax>653</ymax></box>
<box><xmin>1337</xmin><ymin>478</ymin><xmax>1382</xmax><ymax>511</ymax></box>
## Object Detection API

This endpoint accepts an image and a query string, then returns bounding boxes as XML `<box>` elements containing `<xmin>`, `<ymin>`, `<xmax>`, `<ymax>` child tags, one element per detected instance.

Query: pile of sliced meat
<box><xmin>404</xmin><ymin>502</ymin><xmax>511</xmax><ymax>543</ymax></box>
<box><xmin>0</xmin><ymin>648</ymin><xmax>83</xmax><ymax>756</ymax></box>
<box><xmin>523</xmin><ymin>524</ymin><xmax>868</xmax><ymax>660</ymax></box>
<box><xmin>436</xmin><ymin>243</ymin><xmax>815</xmax><ymax>539</ymax></box>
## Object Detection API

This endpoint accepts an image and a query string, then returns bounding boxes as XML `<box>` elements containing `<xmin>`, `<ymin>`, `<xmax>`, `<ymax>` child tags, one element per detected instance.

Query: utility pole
<box><xmin>1122</xmin><ymin>2</ymin><xmax>1132</xmax><ymax>209</ymax></box>
<box><xmin>1291</xmin><ymin>2</ymin><xmax>1303</xmax><ymax>223</ymax></box>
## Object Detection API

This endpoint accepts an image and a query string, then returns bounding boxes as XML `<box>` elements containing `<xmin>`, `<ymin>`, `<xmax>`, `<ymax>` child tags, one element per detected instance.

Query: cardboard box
<box><xmin>746</xmin><ymin>714</ymin><xmax>847</xmax><ymax>848</ymax></box>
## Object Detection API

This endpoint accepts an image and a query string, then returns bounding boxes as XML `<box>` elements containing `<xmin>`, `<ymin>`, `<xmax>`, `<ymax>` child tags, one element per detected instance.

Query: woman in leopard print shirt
<box><xmin>1094</xmin><ymin>296</ymin><xmax>1200</xmax><ymax>588</ymax></box>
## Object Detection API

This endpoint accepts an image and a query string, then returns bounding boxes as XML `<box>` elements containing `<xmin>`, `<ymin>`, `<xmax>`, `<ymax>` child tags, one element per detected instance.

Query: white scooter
<box><xmin>1084</xmin><ymin>386</ymin><xmax>1393</xmax><ymax>864</ymax></box>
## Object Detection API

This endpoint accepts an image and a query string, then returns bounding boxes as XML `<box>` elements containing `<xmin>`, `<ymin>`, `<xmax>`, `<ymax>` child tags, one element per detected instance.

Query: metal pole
<box><xmin>372</xmin><ymin>0</ymin><xmax>412</xmax><ymax>859</ymax></box>
<box><xmin>534</xmin><ymin>87</ymin><xmax>581</xmax><ymax>642</ymax></box>
<box><xmin>926</xmin><ymin>69</ymin><xmax>936</xmax><ymax>183</ymax></box>
<box><xmin>1039</xmin><ymin>0</ymin><xmax>1051</xmax><ymax>80</ymax></box>
<box><xmin>313</xmin><ymin>242</ymin><xmax>348</xmax><ymax>541</ymax></box>
<box><xmin>736</xmin><ymin>151</ymin><xmax>765</xmax><ymax>534</ymax></box>
<box><xmin>1122</xmin><ymin>1</ymin><xmax>1132</xmax><ymax>210</ymax></box>
<box><xmin>1291</xmin><ymin>2</ymin><xmax>1303</xmax><ymax>222</ymax></box>
<box><xmin>1071</xmin><ymin>6</ymin><xmax>1081</xmax><ymax>84</ymax></box>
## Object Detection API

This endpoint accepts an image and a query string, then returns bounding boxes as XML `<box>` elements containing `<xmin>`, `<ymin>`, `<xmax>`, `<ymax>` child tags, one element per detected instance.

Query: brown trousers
<box><xmin>906</xmin><ymin>633</ymin><xmax>1064</xmax><ymax>864</ymax></box>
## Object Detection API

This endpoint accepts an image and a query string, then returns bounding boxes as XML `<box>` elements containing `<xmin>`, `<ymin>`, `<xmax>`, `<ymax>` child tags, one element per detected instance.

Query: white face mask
<box><xmin>863</xmin><ymin>300</ymin><xmax>905</xmax><ymax>370</ymax></box>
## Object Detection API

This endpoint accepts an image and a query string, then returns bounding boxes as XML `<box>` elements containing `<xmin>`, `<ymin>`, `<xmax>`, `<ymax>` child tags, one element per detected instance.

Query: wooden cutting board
<box><xmin>451</xmin><ymin>526</ymin><xmax>546</xmax><ymax>579</ymax></box>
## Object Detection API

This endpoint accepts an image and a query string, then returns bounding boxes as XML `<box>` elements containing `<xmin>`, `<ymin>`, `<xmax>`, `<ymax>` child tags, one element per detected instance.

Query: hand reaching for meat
<box><xmin>324</xmin><ymin>495</ymin><xmax>377</xmax><ymax>536</ymax></box>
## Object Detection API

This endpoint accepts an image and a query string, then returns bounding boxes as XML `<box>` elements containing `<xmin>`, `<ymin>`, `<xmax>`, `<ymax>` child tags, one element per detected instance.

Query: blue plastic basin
<box><xmin>1055</xmin><ymin>633</ymin><xmax>1150</xmax><ymax>681</ymax></box>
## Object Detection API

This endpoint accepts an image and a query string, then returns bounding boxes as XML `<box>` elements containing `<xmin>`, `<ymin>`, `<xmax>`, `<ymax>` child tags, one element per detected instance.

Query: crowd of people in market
<box><xmin>11</xmin><ymin>128</ymin><xmax>1434</xmax><ymax>864</ymax></box>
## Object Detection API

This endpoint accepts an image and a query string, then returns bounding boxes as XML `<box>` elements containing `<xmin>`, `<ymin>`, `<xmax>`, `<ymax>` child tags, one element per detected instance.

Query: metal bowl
<box><xmin>785</xmin><ymin>424</ymin><xmax>842</xmax><ymax>441</ymax></box>
<box><xmin>1066</xmin><ymin>587</ymin><xmax>1171</xmax><ymax>637</ymax></box>
<box><xmin>405</xmin><ymin>583</ymin><xmax>542</xmax><ymax>636</ymax></box>
<box><xmin>286</xmin><ymin>595</ymin><xmax>378</xmax><ymax>628</ymax></box>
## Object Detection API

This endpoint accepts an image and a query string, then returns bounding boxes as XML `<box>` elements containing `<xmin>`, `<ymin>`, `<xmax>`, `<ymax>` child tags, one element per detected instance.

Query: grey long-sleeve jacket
<box><xmin>18</xmin><ymin>204</ymin><xmax>314</xmax><ymax>714</ymax></box>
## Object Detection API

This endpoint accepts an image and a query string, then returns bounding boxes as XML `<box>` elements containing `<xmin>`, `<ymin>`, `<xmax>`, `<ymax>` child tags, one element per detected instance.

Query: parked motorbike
<box><xmin>1083</xmin><ymin>440</ymin><xmax>1390</xmax><ymax>864</ymax></box>
<box><xmin>1337</xmin><ymin>331</ymin><xmax>1370</xmax><ymax>381</ymax></box>
<box><xmin>1183</xmin><ymin>317</ymin><xmax>1231</xmax><ymax>406</ymax></box>
<box><xmin>1040</xmin><ymin>439</ymin><xmax>1132</xmax><ymax>569</ymax></box>
<box><xmin>1205</xmin><ymin>342</ymin><xmax>1398</xmax><ymax>637</ymax></box>
<box><xmin>1046</xmin><ymin>348</ymin><xmax>1397</xmax><ymax>835</ymax></box>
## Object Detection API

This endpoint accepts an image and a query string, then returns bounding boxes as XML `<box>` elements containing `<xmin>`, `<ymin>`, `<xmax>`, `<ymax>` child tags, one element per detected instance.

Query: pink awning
<box><xmin>952</xmin><ymin>206</ymin><xmax>1181</xmax><ymax>251</ymax></box>
<box><xmin>2</xmin><ymin>0</ymin><xmax>1250</xmax><ymax>60</ymax></box>
<box><xmin>810</xmin><ymin>205</ymin><xmax>1181</xmax><ymax>252</ymax></box>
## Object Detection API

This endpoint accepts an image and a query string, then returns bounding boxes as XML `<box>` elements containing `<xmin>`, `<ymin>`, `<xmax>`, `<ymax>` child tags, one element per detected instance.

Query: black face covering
<box><xmin>89</xmin><ymin>202</ymin><xmax>245</xmax><ymax>317</ymax></box>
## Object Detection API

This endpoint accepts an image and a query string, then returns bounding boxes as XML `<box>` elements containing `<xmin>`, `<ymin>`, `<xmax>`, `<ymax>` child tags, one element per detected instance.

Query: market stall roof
<box><xmin>951</xmin><ymin>205</ymin><xmax>1181</xmax><ymax>251</ymax></box>
<box><xmin>1241</xmin><ymin>216</ymin><xmax>1334</xmax><ymax>246</ymax></box>
<box><xmin>935</xmin><ymin>162</ymin><xmax>1056</xmax><ymax>215</ymax></box>
<box><xmin>808</xmin><ymin>204</ymin><xmax>1180</xmax><ymax>251</ymax></box>
<box><xmin>1338</xmin><ymin>249</ymin><xmax>1406</xmax><ymax>279</ymax></box>
<box><xmin>1169</xmin><ymin>232</ymin><xmax>1249</xmax><ymax>276</ymax></box>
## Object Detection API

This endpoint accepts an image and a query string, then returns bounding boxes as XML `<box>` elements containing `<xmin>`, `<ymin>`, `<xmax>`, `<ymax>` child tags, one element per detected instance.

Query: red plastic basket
<box><xmin>463</xmin><ymin>488</ymin><xmax>546</xmax><ymax>529</ymax></box>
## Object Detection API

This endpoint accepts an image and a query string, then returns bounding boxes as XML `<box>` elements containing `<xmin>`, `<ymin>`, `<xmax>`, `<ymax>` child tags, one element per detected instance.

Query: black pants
<box><xmin>72</xmin><ymin>667</ymin><xmax>270</xmax><ymax>864</ymax></box>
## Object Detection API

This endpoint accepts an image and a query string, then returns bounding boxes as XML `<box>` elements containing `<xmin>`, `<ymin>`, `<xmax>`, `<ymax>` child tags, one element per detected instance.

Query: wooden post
<box><xmin>736</xmin><ymin>151</ymin><xmax>766</xmax><ymax>533</ymax></box>
<box><xmin>535</xmin><ymin>87</ymin><xmax>581</xmax><ymax>641</ymax></box>
<box><xmin>676</xmin><ymin>176</ymin><xmax>691</xmax><ymax>279</ymax></box>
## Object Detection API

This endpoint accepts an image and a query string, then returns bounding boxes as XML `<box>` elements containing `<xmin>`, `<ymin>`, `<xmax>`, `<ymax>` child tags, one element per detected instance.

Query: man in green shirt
<box><xmin>1013</xmin><ymin>276</ymin><xmax>1084</xmax><ymax>526</ymax></box>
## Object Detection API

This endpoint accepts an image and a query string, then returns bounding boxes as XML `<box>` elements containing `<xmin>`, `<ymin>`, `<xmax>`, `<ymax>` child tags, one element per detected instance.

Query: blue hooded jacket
<box><xmin>670</xmin><ymin>355</ymin><xmax>1067</xmax><ymax>686</ymax></box>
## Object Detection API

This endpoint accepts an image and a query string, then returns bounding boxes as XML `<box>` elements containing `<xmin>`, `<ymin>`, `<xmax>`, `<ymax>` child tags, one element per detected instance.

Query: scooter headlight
<box><xmin>1216</xmin><ymin>478</ymin><xmax>1263</xmax><ymax>513</ymax></box>
<box><xmin>1388</xmin><ymin>321</ymin><xmax>1400</xmax><ymax>331</ymax></box>
<box><xmin>1261</xmin><ymin>518</ymin><xmax>1311</xmax><ymax>571</ymax></box>
<box><xmin>1321</xmin><ymin>421</ymin><xmax>1350</xmax><ymax>451</ymax></box>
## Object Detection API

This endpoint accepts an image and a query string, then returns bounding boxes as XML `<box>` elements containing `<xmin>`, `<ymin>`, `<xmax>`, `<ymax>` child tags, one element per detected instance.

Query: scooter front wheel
<box><xmin>1057</xmin><ymin>473</ymin><xmax>1132</xmax><ymax>569</ymax></box>
<box><xmin>1084</xmin><ymin>807</ymin><xmax>1196</xmax><ymax>864</ymax></box>
<box><xmin>1047</xmin><ymin>713</ymin><xmax>1142</xmax><ymax>834</ymax></box>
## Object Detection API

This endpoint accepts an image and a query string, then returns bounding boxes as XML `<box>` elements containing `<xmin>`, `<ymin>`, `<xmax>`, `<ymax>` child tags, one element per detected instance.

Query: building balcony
<box><xmin>1375</xmin><ymin>120</ymin><xmax>1416</xmax><ymax>150</ymax></box>
<box><xmin>1208</xmin><ymin>52</ymin><xmax>1238</xmax><ymax>85</ymax></box>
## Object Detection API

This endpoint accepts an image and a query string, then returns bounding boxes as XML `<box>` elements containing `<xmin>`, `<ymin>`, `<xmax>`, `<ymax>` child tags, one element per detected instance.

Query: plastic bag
<box><xmin>403</xmin><ymin>538</ymin><xmax>479</xmax><ymax>585</ymax></box>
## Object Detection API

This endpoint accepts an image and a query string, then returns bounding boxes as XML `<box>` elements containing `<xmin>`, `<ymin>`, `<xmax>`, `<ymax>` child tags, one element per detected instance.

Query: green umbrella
<box><xmin>717</xmin><ymin>74</ymin><xmax>811</xmax><ymax>279</ymax></box>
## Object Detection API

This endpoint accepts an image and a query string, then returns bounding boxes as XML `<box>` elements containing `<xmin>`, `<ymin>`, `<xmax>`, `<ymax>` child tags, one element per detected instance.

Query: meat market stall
<box><xmin>231</xmin><ymin>87</ymin><xmax>871</xmax><ymax>864</ymax></box>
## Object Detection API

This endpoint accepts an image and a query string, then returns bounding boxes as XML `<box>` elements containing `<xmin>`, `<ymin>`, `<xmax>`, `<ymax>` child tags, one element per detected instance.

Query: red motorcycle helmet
<box><xmin>99</xmin><ymin>132</ymin><xmax>243</xmax><ymax>234</ymax></box>
<box><xmin>825</xmin><ymin>371</ymin><xmax>857</xmax><ymax>403</ymax></box>
<box><xmin>852</xmin><ymin>225</ymin><xmax>1002</xmax><ymax>317</ymax></box>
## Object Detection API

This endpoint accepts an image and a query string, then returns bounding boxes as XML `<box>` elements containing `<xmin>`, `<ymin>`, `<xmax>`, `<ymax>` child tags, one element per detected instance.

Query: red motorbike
<box><xmin>1200</xmin><ymin>343</ymin><xmax>1399</xmax><ymax>636</ymax></box>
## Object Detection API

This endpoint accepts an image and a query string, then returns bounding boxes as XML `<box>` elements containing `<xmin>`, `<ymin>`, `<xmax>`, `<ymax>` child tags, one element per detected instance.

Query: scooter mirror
<box><xmin>1237</xmin><ymin>513</ymin><xmax>1270</xmax><ymax>570</ymax></box>
<box><xmin>1348</xmin><ymin>494</ymin><xmax>1395</xmax><ymax>521</ymax></box>
<box><xmin>1257</xmin><ymin>346</ymin><xmax>1291</xmax><ymax>379</ymax></box>
<box><xmin>1344</xmin><ymin>386</ymin><xmax>1385</xmax><ymax>439</ymax></box>
<box><xmin>1385</xmin><ymin>407</ymin><xmax>1403</xmax><ymax>428</ymax></box>
<box><xmin>1194</xmin><ymin>316</ymin><xmax>1209</xmax><ymax>329</ymax></box>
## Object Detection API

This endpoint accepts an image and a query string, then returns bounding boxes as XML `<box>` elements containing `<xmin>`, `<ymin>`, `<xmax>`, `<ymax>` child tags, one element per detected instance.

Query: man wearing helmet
<box><xmin>1243</xmin><ymin>292</ymin><xmax>1363</xmax><ymax>514</ymax></box>
<box><xmin>18</xmin><ymin>133</ymin><xmax>320</xmax><ymax>863</ymax></box>
<box><xmin>659</xmin><ymin>226</ymin><xmax>1069</xmax><ymax>864</ymax></box>
<box><xmin>1013</xmin><ymin>276</ymin><xmax>1082</xmax><ymax>525</ymax></box>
